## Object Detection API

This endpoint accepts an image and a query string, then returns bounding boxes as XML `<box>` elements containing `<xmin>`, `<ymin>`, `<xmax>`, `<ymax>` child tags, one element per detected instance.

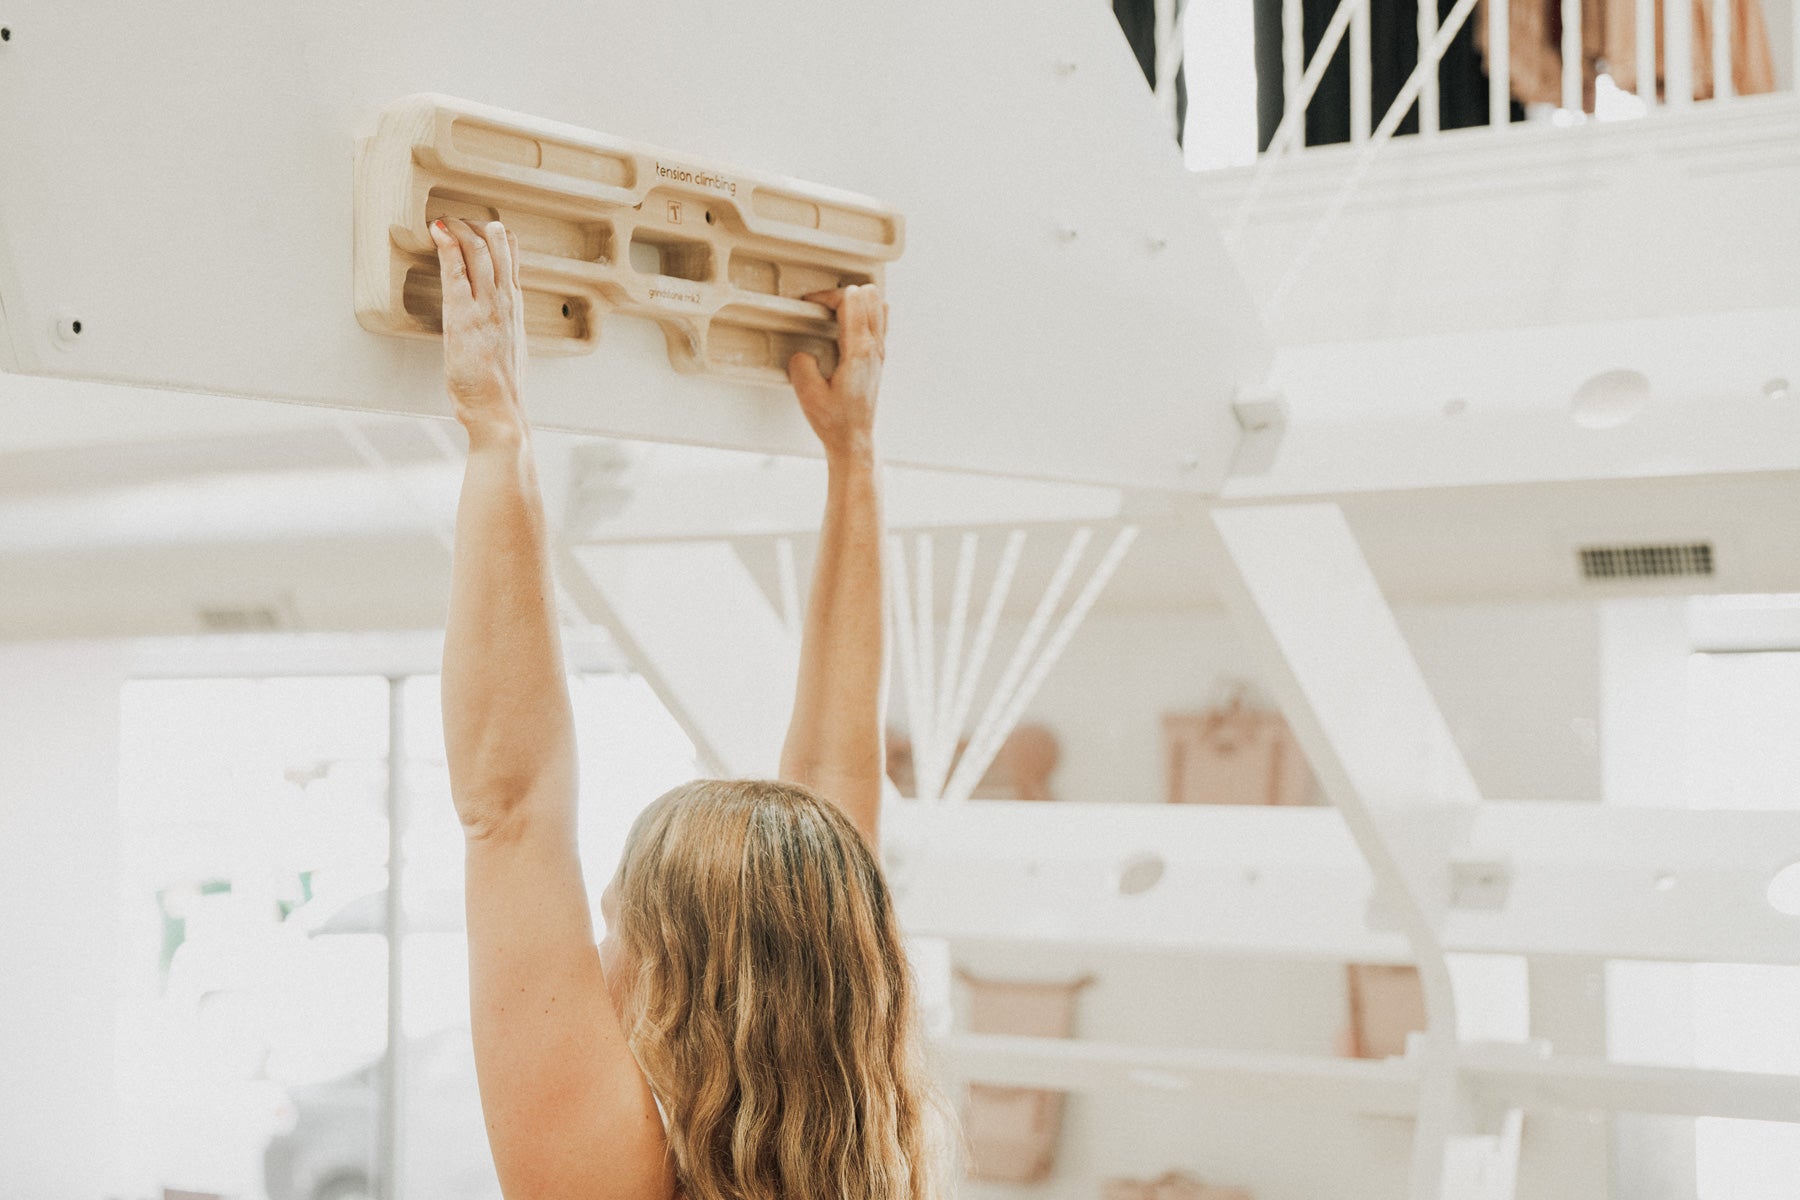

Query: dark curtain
<box><xmin>1252</xmin><ymin>0</ymin><xmax>1522</xmax><ymax>150</ymax></box>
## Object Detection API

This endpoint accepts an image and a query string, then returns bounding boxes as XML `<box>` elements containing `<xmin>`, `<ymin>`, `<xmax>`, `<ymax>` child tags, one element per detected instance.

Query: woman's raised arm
<box><xmin>434</xmin><ymin>218</ymin><xmax>670</xmax><ymax>1200</ymax></box>
<box><xmin>779</xmin><ymin>284</ymin><xmax>891</xmax><ymax>846</ymax></box>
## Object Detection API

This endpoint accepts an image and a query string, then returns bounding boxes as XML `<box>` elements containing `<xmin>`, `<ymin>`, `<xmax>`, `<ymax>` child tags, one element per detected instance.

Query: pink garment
<box><xmin>1164</xmin><ymin>702</ymin><xmax>1315</xmax><ymax>807</ymax></box>
<box><xmin>959</xmin><ymin>971</ymin><xmax>1093</xmax><ymax>1184</ymax></box>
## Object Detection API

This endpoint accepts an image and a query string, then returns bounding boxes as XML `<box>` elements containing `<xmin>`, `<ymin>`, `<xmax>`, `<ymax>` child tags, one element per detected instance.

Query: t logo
<box><xmin>667</xmin><ymin>200</ymin><xmax>682</xmax><ymax>224</ymax></box>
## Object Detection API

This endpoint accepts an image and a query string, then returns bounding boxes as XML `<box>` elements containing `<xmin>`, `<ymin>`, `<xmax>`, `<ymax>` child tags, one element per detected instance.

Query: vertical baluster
<box><xmin>913</xmin><ymin>532</ymin><xmax>938</xmax><ymax>795</ymax></box>
<box><xmin>1419</xmin><ymin>0</ymin><xmax>1441</xmax><ymax>133</ymax></box>
<box><xmin>1561</xmin><ymin>0</ymin><xmax>1583</xmax><ymax>112</ymax></box>
<box><xmin>1636</xmin><ymin>0</ymin><xmax>1657</xmax><ymax>102</ymax></box>
<box><xmin>1488</xmin><ymin>0</ymin><xmax>1511</xmax><ymax>126</ymax></box>
<box><xmin>1667</xmin><ymin>0</ymin><xmax>1695</xmax><ymax>105</ymax></box>
<box><xmin>1353</xmin><ymin>0</ymin><xmax>1373</xmax><ymax>142</ymax></box>
<box><xmin>1284</xmin><ymin>0</ymin><xmax>1304</xmax><ymax>146</ymax></box>
<box><xmin>1711</xmin><ymin>0</ymin><xmax>1734</xmax><ymax>100</ymax></box>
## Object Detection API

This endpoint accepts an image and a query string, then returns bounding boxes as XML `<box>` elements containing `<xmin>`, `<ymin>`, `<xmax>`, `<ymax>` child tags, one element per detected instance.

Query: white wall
<box><xmin>998</xmin><ymin>600</ymin><xmax>1602</xmax><ymax>807</ymax></box>
<box><xmin>927</xmin><ymin>598</ymin><xmax>1603</xmax><ymax>1198</ymax></box>
<box><xmin>0</xmin><ymin>641</ymin><xmax>127</xmax><ymax>1200</ymax></box>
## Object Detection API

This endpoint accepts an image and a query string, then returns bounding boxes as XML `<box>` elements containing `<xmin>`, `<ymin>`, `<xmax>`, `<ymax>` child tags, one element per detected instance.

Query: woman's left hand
<box><xmin>430</xmin><ymin>217</ymin><xmax>528</xmax><ymax>442</ymax></box>
<box><xmin>788</xmin><ymin>283</ymin><xmax>887</xmax><ymax>462</ymax></box>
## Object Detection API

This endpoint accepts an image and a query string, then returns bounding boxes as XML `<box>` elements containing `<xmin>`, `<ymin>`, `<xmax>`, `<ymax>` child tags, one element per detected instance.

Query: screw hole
<box><xmin>70</xmin><ymin>319</ymin><xmax>81</xmax><ymax>335</ymax></box>
<box><xmin>1</xmin><ymin>28</ymin><xmax>11</xmax><ymax>42</ymax></box>
<box><xmin>1117</xmin><ymin>852</ymin><xmax>1166</xmax><ymax>896</ymax></box>
<box><xmin>560</xmin><ymin>303</ymin><xmax>570</xmax><ymax>319</ymax></box>
<box><xmin>703</xmin><ymin>210</ymin><xmax>714</xmax><ymax>225</ymax></box>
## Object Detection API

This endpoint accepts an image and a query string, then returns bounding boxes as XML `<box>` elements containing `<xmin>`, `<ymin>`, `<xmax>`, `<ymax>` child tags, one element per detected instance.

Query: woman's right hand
<box><xmin>788</xmin><ymin>283</ymin><xmax>887</xmax><ymax>461</ymax></box>
<box><xmin>430</xmin><ymin>217</ymin><xmax>528</xmax><ymax>442</ymax></box>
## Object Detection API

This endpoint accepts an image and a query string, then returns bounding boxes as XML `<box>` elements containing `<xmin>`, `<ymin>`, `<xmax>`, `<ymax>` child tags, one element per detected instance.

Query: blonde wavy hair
<box><xmin>612</xmin><ymin>778</ymin><xmax>949</xmax><ymax>1200</ymax></box>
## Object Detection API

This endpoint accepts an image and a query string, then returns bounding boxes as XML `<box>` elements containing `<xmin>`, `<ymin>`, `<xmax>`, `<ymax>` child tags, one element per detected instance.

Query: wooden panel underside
<box><xmin>355</xmin><ymin>94</ymin><xmax>905</xmax><ymax>385</ymax></box>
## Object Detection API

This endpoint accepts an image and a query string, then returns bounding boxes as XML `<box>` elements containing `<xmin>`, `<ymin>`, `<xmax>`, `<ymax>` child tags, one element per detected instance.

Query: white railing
<box><xmin>1178</xmin><ymin>0</ymin><xmax>1795</xmax><ymax>173</ymax></box>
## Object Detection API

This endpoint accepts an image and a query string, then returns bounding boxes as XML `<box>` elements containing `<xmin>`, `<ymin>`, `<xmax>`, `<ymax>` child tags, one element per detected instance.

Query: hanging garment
<box><xmin>1476</xmin><ymin>0</ymin><xmax>1776</xmax><ymax>107</ymax></box>
<box><xmin>1338</xmin><ymin>963</ymin><xmax>1427</xmax><ymax>1059</ymax></box>
<box><xmin>1102</xmin><ymin>1171</ymin><xmax>1255</xmax><ymax>1200</ymax></box>
<box><xmin>959</xmin><ymin>971</ymin><xmax>1094</xmax><ymax>1183</ymax></box>
<box><xmin>1163</xmin><ymin>700</ymin><xmax>1316</xmax><ymax>806</ymax></box>
<box><xmin>1254</xmin><ymin>0</ymin><xmax>1518</xmax><ymax>149</ymax></box>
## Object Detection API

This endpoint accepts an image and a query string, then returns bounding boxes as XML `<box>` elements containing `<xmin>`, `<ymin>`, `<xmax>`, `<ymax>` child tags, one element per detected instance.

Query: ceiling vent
<box><xmin>1579</xmin><ymin>542</ymin><xmax>1714</xmax><ymax>582</ymax></box>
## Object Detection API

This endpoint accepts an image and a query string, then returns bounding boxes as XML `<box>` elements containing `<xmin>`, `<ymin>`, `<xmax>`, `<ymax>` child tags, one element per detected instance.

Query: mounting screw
<box><xmin>1146</xmin><ymin>234</ymin><xmax>1168</xmax><ymax>254</ymax></box>
<box><xmin>54</xmin><ymin>312</ymin><xmax>84</xmax><ymax>343</ymax></box>
<box><xmin>1053</xmin><ymin>223</ymin><xmax>1078</xmax><ymax>245</ymax></box>
<box><xmin>1177</xmin><ymin>454</ymin><xmax>1201</xmax><ymax>473</ymax></box>
<box><xmin>1052</xmin><ymin>59</ymin><xmax>1077</xmax><ymax>76</ymax></box>
<box><xmin>1</xmin><ymin>27</ymin><xmax>12</xmax><ymax>42</ymax></box>
<box><xmin>1764</xmin><ymin>377</ymin><xmax>1791</xmax><ymax>401</ymax></box>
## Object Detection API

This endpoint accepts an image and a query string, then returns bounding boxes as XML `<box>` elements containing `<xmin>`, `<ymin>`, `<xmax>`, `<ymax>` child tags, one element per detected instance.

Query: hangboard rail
<box><xmin>356</xmin><ymin>94</ymin><xmax>905</xmax><ymax>384</ymax></box>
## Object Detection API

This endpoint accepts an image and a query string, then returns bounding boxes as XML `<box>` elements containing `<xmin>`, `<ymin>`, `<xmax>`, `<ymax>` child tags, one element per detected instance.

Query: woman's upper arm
<box><xmin>461</xmin><ymin>797</ymin><xmax>674</xmax><ymax>1200</ymax></box>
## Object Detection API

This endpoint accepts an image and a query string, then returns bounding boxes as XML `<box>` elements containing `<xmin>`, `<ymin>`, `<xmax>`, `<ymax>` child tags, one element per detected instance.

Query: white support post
<box><xmin>1667</xmin><ymin>0</ymin><xmax>1695</xmax><ymax>105</ymax></box>
<box><xmin>1420</xmin><ymin>0</ymin><xmax>1442</xmax><ymax>133</ymax></box>
<box><xmin>1284</xmin><ymin>0</ymin><xmax>1305</xmax><ymax>138</ymax></box>
<box><xmin>1233</xmin><ymin>0</ymin><xmax>1365</xmax><ymax>240</ymax></box>
<box><xmin>945</xmin><ymin>528</ymin><xmax>1092</xmax><ymax>801</ymax></box>
<box><xmin>936</xmin><ymin>530</ymin><xmax>1026</xmax><ymax>798</ymax></box>
<box><xmin>946</xmin><ymin>527</ymin><xmax>1138</xmax><ymax>802</ymax></box>
<box><xmin>1712</xmin><ymin>0</ymin><xmax>1735</xmax><ymax>100</ymax></box>
<box><xmin>1636</xmin><ymin>0</ymin><xmax>1658</xmax><ymax>102</ymax></box>
<box><xmin>1207</xmin><ymin>503</ymin><xmax>1502</xmax><ymax>1200</ymax></box>
<box><xmin>566</xmin><ymin>542</ymin><xmax>796</xmax><ymax>778</ymax></box>
<box><xmin>1351</xmin><ymin>0</ymin><xmax>1371</xmax><ymax>143</ymax></box>
<box><xmin>1261</xmin><ymin>0</ymin><xmax>1482</xmax><ymax>314</ymax></box>
<box><xmin>887</xmin><ymin>535</ymin><xmax>930</xmax><ymax>796</ymax></box>
<box><xmin>1153</xmin><ymin>0</ymin><xmax>1186</xmax><ymax>136</ymax></box>
<box><xmin>932</xmin><ymin>531</ymin><xmax>979</xmax><ymax>793</ymax></box>
<box><xmin>1488</xmin><ymin>0</ymin><xmax>1510</xmax><ymax>127</ymax></box>
<box><xmin>1560</xmin><ymin>0</ymin><xmax>1583</xmax><ymax>112</ymax></box>
<box><xmin>913</xmin><ymin>532</ymin><xmax>938</xmax><ymax>793</ymax></box>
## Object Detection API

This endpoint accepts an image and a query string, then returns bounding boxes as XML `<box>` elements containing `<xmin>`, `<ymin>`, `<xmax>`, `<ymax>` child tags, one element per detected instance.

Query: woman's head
<box><xmin>604</xmin><ymin>778</ymin><xmax>946</xmax><ymax>1200</ymax></box>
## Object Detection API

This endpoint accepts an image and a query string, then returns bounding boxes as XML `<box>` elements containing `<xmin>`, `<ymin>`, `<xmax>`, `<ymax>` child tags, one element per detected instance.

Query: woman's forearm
<box><xmin>780</xmin><ymin>443</ymin><xmax>887</xmax><ymax>841</ymax></box>
<box><xmin>443</xmin><ymin>423</ymin><xmax>578</xmax><ymax>838</ymax></box>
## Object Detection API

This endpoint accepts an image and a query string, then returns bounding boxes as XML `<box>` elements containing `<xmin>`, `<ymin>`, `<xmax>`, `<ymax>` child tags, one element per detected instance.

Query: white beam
<box><xmin>891</xmin><ymin>799</ymin><xmax>1800</xmax><ymax>964</ymax></box>
<box><xmin>565</xmin><ymin>541</ymin><xmax>795</xmax><ymax>778</ymax></box>
<box><xmin>566</xmin><ymin>451</ymin><xmax>1124</xmax><ymax>543</ymax></box>
<box><xmin>886</xmin><ymin>800</ymin><xmax>1410</xmax><ymax>962</ymax></box>
<box><xmin>1464</xmin><ymin>1050</ymin><xmax>1800</xmax><ymax>1125</ymax></box>
<box><xmin>937</xmin><ymin>1032</ymin><xmax>1424</xmax><ymax>1117</ymax></box>
<box><xmin>1208</xmin><ymin>503</ymin><xmax>1485</xmax><ymax>1200</ymax></box>
<box><xmin>936</xmin><ymin>1033</ymin><xmax>1800</xmax><ymax>1128</ymax></box>
<box><xmin>1225</xmin><ymin>390</ymin><xmax>1800</xmax><ymax>498</ymax></box>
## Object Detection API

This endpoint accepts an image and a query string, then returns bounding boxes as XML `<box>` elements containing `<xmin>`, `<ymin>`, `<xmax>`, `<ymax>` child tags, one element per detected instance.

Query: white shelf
<box><xmin>936</xmin><ymin>1032</ymin><xmax>1421</xmax><ymax>1118</ymax></box>
<box><xmin>938</xmin><ymin>1033</ymin><xmax>1800</xmax><ymax>1127</ymax></box>
<box><xmin>888</xmin><ymin>799</ymin><xmax>1800</xmax><ymax>965</ymax></box>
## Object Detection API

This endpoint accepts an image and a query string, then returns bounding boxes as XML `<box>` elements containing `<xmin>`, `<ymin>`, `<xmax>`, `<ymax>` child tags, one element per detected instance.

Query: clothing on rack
<box><xmin>1164</xmin><ymin>699</ymin><xmax>1317</xmax><ymax>807</ymax></box>
<box><xmin>1476</xmin><ymin>0</ymin><xmax>1776</xmax><ymax>108</ymax></box>
<box><xmin>958</xmin><ymin>970</ymin><xmax>1094</xmax><ymax>1183</ymax></box>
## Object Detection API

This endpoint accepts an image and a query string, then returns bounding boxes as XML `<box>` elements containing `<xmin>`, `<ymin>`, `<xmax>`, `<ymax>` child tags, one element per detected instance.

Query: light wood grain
<box><xmin>355</xmin><ymin>94</ymin><xmax>905</xmax><ymax>384</ymax></box>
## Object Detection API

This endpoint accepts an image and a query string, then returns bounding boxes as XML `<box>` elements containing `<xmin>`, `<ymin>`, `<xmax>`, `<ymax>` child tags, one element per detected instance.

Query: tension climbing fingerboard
<box><xmin>355</xmin><ymin>94</ymin><xmax>905</xmax><ymax>384</ymax></box>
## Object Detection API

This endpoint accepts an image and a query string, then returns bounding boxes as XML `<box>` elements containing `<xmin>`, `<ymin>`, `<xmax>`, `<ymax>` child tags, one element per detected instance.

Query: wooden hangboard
<box><xmin>356</xmin><ymin>95</ymin><xmax>905</xmax><ymax>384</ymax></box>
<box><xmin>0</xmin><ymin>2</ymin><xmax>1272</xmax><ymax>491</ymax></box>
